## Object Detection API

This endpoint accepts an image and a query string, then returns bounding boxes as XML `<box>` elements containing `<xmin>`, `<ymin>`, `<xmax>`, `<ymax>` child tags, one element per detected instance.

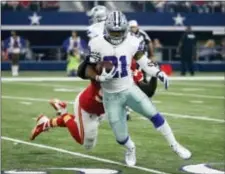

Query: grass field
<box><xmin>1</xmin><ymin>71</ymin><xmax>225</xmax><ymax>174</ymax></box>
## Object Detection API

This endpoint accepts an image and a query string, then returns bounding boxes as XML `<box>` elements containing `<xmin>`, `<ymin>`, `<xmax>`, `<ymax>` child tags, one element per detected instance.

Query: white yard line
<box><xmin>2</xmin><ymin>81</ymin><xmax>84</xmax><ymax>88</ymax></box>
<box><xmin>138</xmin><ymin>113</ymin><xmax>225</xmax><ymax>123</ymax></box>
<box><xmin>170</xmin><ymin>83</ymin><xmax>224</xmax><ymax>88</ymax></box>
<box><xmin>1</xmin><ymin>76</ymin><xmax>224</xmax><ymax>82</ymax></box>
<box><xmin>1</xmin><ymin>136</ymin><xmax>170</xmax><ymax>174</ymax></box>
<box><xmin>181</xmin><ymin>88</ymin><xmax>205</xmax><ymax>92</ymax></box>
<box><xmin>2</xmin><ymin>95</ymin><xmax>224</xmax><ymax>123</ymax></box>
<box><xmin>161</xmin><ymin>112</ymin><xmax>225</xmax><ymax>123</ymax></box>
<box><xmin>20</xmin><ymin>101</ymin><xmax>32</xmax><ymax>105</ymax></box>
<box><xmin>189</xmin><ymin>100</ymin><xmax>204</xmax><ymax>104</ymax></box>
<box><xmin>159</xmin><ymin>91</ymin><xmax>224</xmax><ymax>100</ymax></box>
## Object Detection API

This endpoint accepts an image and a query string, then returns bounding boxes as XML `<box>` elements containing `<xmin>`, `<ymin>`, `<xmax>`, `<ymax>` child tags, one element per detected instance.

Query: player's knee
<box><xmin>149</xmin><ymin>113</ymin><xmax>165</xmax><ymax>128</ymax></box>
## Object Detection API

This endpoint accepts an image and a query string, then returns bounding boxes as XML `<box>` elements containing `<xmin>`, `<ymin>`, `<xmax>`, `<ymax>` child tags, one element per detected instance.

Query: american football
<box><xmin>95</xmin><ymin>61</ymin><xmax>114</xmax><ymax>74</ymax></box>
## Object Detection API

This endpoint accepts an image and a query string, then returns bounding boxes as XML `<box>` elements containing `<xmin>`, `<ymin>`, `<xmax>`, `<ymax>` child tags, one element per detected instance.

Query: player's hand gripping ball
<box><xmin>95</xmin><ymin>61</ymin><xmax>114</xmax><ymax>74</ymax></box>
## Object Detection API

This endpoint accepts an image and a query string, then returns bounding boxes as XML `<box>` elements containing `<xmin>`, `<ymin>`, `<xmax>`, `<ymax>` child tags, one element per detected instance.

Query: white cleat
<box><xmin>125</xmin><ymin>147</ymin><xmax>136</xmax><ymax>166</ymax></box>
<box><xmin>172</xmin><ymin>143</ymin><xmax>192</xmax><ymax>160</ymax></box>
<box><xmin>30</xmin><ymin>114</ymin><xmax>50</xmax><ymax>140</ymax></box>
<box><xmin>49</xmin><ymin>98</ymin><xmax>67</xmax><ymax>115</ymax></box>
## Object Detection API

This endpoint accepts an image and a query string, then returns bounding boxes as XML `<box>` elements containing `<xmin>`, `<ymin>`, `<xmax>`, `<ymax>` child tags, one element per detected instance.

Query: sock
<box><xmin>62</xmin><ymin>114</ymin><xmax>83</xmax><ymax>145</ymax></box>
<box><xmin>117</xmin><ymin>136</ymin><xmax>135</xmax><ymax>149</ymax></box>
<box><xmin>150</xmin><ymin>113</ymin><xmax>177</xmax><ymax>147</ymax></box>
<box><xmin>49</xmin><ymin>116</ymin><xmax>66</xmax><ymax>127</ymax></box>
<box><xmin>124</xmin><ymin>137</ymin><xmax>135</xmax><ymax>149</ymax></box>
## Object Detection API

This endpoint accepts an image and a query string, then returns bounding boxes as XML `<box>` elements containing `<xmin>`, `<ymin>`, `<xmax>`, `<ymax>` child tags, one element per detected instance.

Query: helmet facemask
<box><xmin>105</xmin><ymin>11</ymin><xmax>128</xmax><ymax>45</ymax></box>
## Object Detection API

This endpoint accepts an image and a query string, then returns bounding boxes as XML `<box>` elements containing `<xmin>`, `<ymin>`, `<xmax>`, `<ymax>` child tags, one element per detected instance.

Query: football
<box><xmin>95</xmin><ymin>61</ymin><xmax>114</xmax><ymax>74</ymax></box>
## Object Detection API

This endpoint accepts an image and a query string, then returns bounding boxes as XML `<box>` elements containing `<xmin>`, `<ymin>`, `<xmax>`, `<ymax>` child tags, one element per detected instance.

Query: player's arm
<box><xmin>77</xmin><ymin>56</ymin><xmax>94</xmax><ymax>79</ymax></box>
<box><xmin>133</xmin><ymin>50</ymin><xmax>159</xmax><ymax>77</ymax></box>
<box><xmin>133</xmin><ymin>49</ymin><xmax>169</xmax><ymax>89</ymax></box>
<box><xmin>77</xmin><ymin>52</ymin><xmax>101</xmax><ymax>81</ymax></box>
<box><xmin>77</xmin><ymin>51</ymin><xmax>115</xmax><ymax>82</ymax></box>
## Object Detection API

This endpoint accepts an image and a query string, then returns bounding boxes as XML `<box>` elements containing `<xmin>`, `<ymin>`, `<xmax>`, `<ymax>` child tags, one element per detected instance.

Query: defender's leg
<box><xmin>81</xmin><ymin>113</ymin><xmax>100</xmax><ymax>150</ymax></box>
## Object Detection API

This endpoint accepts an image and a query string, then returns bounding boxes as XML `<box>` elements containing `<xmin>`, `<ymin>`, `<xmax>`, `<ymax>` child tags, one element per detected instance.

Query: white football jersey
<box><xmin>87</xmin><ymin>21</ymin><xmax>105</xmax><ymax>39</ymax></box>
<box><xmin>88</xmin><ymin>34</ymin><xmax>142</xmax><ymax>93</ymax></box>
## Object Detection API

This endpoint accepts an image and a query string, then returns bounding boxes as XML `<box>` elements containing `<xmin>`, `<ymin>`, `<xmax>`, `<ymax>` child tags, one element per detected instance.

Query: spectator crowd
<box><xmin>1</xmin><ymin>1</ymin><xmax>59</xmax><ymax>11</ymax></box>
<box><xmin>132</xmin><ymin>1</ymin><xmax>225</xmax><ymax>13</ymax></box>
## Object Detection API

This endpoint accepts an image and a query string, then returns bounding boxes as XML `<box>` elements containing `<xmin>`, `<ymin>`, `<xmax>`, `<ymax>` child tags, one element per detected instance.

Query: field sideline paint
<box><xmin>1</xmin><ymin>76</ymin><xmax>224</xmax><ymax>82</ymax></box>
<box><xmin>2</xmin><ymin>95</ymin><xmax>224</xmax><ymax>123</ymax></box>
<box><xmin>1</xmin><ymin>136</ymin><xmax>170</xmax><ymax>174</ymax></box>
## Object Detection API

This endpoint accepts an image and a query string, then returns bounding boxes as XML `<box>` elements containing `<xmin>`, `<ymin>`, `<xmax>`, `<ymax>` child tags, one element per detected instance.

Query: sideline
<box><xmin>1</xmin><ymin>136</ymin><xmax>170</xmax><ymax>174</ymax></box>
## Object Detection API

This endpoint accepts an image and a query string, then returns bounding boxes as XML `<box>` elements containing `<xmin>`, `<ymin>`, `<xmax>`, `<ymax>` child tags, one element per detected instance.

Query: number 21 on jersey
<box><xmin>103</xmin><ymin>56</ymin><xmax>128</xmax><ymax>78</ymax></box>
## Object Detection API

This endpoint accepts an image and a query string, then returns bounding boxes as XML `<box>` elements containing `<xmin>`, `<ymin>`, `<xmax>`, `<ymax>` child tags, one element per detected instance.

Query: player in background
<box><xmin>129</xmin><ymin>20</ymin><xmax>157</xmax><ymax>83</ymax></box>
<box><xmin>82</xmin><ymin>11</ymin><xmax>191</xmax><ymax>166</ymax></box>
<box><xmin>129</xmin><ymin>20</ymin><xmax>154</xmax><ymax>59</ymax></box>
<box><xmin>87</xmin><ymin>5</ymin><xmax>108</xmax><ymax>39</ymax></box>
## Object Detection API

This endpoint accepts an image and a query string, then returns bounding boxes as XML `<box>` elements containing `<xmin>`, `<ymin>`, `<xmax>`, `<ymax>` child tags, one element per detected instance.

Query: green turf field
<box><xmin>1</xmin><ymin>71</ymin><xmax>225</xmax><ymax>174</ymax></box>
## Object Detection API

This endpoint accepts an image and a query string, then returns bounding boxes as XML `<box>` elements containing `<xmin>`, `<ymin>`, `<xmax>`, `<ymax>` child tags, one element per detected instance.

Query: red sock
<box><xmin>62</xmin><ymin>114</ymin><xmax>83</xmax><ymax>145</ymax></box>
<box><xmin>49</xmin><ymin>116</ymin><xmax>65</xmax><ymax>127</ymax></box>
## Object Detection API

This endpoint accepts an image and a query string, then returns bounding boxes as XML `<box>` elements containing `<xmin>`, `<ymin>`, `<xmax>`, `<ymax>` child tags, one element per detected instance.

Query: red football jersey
<box><xmin>79</xmin><ymin>80</ymin><xmax>104</xmax><ymax>116</ymax></box>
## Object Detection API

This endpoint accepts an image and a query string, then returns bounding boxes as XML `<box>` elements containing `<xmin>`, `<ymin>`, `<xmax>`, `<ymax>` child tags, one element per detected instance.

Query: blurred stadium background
<box><xmin>1</xmin><ymin>0</ymin><xmax>225</xmax><ymax>74</ymax></box>
<box><xmin>1</xmin><ymin>1</ymin><xmax>225</xmax><ymax>174</ymax></box>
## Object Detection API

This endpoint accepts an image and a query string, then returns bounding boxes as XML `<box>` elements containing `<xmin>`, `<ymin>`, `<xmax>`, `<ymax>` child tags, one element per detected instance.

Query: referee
<box><xmin>129</xmin><ymin>20</ymin><xmax>155</xmax><ymax>83</ymax></box>
<box><xmin>177</xmin><ymin>26</ymin><xmax>196</xmax><ymax>76</ymax></box>
<box><xmin>129</xmin><ymin>20</ymin><xmax>154</xmax><ymax>59</ymax></box>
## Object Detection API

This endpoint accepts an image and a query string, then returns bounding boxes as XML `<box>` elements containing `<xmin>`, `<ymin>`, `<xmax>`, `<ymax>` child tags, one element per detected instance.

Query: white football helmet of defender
<box><xmin>88</xmin><ymin>5</ymin><xmax>108</xmax><ymax>24</ymax></box>
<box><xmin>87</xmin><ymin>5</ymin><xmax>108</xmax><ymax>39</ymax></box>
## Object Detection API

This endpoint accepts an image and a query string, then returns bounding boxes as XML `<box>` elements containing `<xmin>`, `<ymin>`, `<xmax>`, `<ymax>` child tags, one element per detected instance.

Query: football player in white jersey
<box><xmin>87</xmin><ymin>5</ymin><xmax>108</xmax><ymax>39</ymax></box>
<box><xmin>82</xmin><ymin>11</ymin><xmax>192</xmax><ymax>166</ymax></box>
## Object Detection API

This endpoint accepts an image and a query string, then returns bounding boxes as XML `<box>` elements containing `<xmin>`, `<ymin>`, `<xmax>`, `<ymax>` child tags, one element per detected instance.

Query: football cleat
<box><xmin>172</xmin><ymin>143</ymin><xmax>192</xmax><ymax>160</ymax></box>
<box><xmin>49</xmin><ymin>98</ymin><xmax>67</xmax><ymax>115</ymax></box>
<box><xmin>125</xmin><ymin>146</ymin><xmax>136</xmax><ymax>166</ymax></box>
<box><xmin>30</xmin><ymin>114</ymin><xmax>49</xmax><ymax>140</ymax></box>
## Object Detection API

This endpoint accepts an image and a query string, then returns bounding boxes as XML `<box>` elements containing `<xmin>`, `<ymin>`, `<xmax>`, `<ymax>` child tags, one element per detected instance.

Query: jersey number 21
<box><xmin>103</xmin><ymin>56</ymin><xmax>128</xmax><ymax>78</ymax></box>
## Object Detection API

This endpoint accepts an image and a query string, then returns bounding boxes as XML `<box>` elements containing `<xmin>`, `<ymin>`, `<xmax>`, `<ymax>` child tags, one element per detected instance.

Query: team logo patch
<box><xmin>181</xmin><ymin>163</ymin><xmax>225</xmax><ymax>174</ymax></box>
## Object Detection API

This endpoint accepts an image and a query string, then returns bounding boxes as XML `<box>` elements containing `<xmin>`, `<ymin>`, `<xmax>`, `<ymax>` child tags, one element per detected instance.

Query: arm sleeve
<box><xmin>77</xmin><ymin>56</ymin><xmax>90</xmax><ymax>79</ymax></box>
<box><xmin>136</xmin><ymin>54</ymin><xmax>160</xmax><ymax>77</ymax></box>
<box><xmin>77</xmin><ymin>38</ymin><xmax>101</xmax><ymax>79</ymax></box>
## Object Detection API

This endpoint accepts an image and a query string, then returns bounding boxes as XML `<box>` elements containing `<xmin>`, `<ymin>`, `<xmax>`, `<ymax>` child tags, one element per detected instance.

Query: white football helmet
<box><xmin>87</xmin><ymin>5</ymin><xmax>108</xmax><ymax>24</ymax></box>
<box><xmin>105</xmin><ymin>11</ymin><xmax>128</xmax><ymax>45</ymax></box>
